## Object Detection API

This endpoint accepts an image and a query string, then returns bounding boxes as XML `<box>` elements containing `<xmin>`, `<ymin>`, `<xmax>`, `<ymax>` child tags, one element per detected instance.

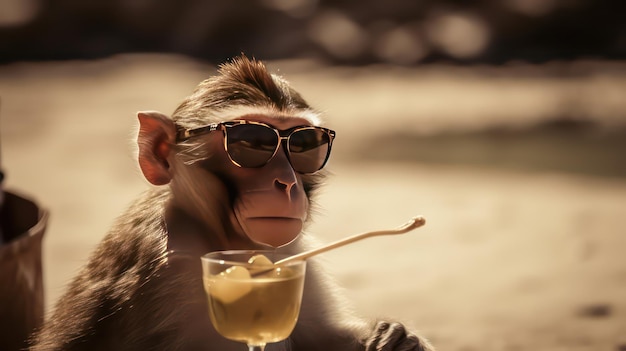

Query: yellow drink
<box><xmin>204</xmin><ymin>265</ymin><xmax>305</xmax><ymax>346</ymax></box>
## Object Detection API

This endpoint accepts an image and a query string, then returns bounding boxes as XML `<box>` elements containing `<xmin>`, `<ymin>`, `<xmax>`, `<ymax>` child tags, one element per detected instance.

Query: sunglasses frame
<box><xmin>176</xmin><ymin>120</ymin><xmax>336</xmax><ymax>174</ymax></box>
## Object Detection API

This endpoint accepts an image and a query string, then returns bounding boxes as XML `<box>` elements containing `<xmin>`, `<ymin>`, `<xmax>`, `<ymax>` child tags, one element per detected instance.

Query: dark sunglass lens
<box><xmin>226</xmin><ymin>124</ymin><xmax>278</xmax><ymax>167</ymax></box>
<box><xmin>288</xmin><ymin>129</ymin><xmax>331</xmax><ymax>173</ymax></box>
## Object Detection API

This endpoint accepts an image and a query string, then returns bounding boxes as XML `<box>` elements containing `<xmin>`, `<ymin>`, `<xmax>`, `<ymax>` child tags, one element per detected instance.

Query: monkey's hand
<box><xmin>364</xmin><ymin>321</ymin><xmax>435</xmax><ymax>351</ymax></box>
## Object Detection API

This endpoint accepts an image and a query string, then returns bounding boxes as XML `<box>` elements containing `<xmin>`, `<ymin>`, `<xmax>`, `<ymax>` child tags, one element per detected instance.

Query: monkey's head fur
<box><xmin>172</xmin><ymin>56</ymin><xmax>321</xmax><ymax>128</ymax></box>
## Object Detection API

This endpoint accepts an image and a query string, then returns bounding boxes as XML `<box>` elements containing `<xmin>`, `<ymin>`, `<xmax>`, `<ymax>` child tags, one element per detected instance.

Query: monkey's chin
<box><xmin>241</xmin><ymin>218</ymin><xmax>302</xmax><ymax>248</ymax></box>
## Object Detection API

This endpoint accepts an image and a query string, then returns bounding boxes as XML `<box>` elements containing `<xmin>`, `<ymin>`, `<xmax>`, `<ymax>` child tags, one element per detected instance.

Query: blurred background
<box><xmin>1</xmin><ymin>0</ymin><xmax>625</xmax><ymax>350</ymax></box>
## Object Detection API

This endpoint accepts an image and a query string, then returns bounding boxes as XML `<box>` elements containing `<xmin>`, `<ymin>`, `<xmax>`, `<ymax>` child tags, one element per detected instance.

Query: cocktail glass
<box><xmin>201</xmin><ymin>250</ymin><xmax>306</xmax><ymax>351</ymax></box>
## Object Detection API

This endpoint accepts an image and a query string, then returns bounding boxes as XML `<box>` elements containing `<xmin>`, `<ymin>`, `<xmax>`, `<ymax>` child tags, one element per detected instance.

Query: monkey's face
<box><xmin>137</xmin><ymin>109</ymin><xmax>326</xmax><ymax>249</ymax></box>
<box><xmin>202</xmin><ymin>114</ymin><xmax>312</xmax><ymax>248</ymax></box>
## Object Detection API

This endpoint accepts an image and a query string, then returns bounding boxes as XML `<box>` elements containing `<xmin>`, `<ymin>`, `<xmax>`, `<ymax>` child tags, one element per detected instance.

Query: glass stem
<box><xmin>248</xmin><ymin>345</ymin><xmax>265</xmax><ymax>351</ymax></box>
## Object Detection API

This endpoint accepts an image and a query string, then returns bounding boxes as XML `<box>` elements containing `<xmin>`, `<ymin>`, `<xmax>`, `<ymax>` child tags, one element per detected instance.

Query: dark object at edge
<box><xmin>0</xmin><ymin>189</ymin><xmax>49</xmax><ymax>351</ymax></box>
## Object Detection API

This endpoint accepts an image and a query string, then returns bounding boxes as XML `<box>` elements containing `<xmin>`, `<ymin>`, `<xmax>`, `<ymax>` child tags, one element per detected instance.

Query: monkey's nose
<box><xmin>274</xmin><ymin>177</ymin><xmax>298</xmax><ymax>201</ymax></box>
<box><xmin>269</xmin><ymin>144</ymin><xmax>298</xmax><ymax>188</ymax></box>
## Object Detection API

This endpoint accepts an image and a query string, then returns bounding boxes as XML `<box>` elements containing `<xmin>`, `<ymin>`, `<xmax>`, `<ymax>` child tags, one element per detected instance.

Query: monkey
<box><xmin>29</xmin><ymin>55</ymin><xmax>435</xmax><ymax>351</ymax></box>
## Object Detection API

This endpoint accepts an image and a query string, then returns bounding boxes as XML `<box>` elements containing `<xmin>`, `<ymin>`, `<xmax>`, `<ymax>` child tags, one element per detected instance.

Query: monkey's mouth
<box><xmin>248</xmin><ymin>217</ymin><xmax>300</xmax><ymax>221</ymax></box>
<box><xmin>246</xmin><ymin>217</ymin><xmax>303</xmax><ymax>227</ymax></box>
<box><xmin>245</xmin><ymin>217</ymin><xmax>303</xmax><ymax>227</ymax></box>
<box><xmin>241</xmin><ymin>217</ymin><xmax>303</xmax><ymax>248</ymax></box>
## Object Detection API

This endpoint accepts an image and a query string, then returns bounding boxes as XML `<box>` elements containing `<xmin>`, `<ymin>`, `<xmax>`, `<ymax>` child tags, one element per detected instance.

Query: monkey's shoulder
<box><xmin>90</xmin><ymin>185</ymin><xmax>204</xmax><ymax>300</ymax></box>
<box><xmin>96</xmin><ymin>188</ymin><xmax>171</xmax><ymax>263</ymax></box>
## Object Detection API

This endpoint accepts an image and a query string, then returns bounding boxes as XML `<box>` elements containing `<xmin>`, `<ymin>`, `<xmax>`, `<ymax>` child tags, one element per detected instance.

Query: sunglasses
<box><xmin>176</xmin><ymin>120</ymin><xmax>336</xmax><ymax>174</ymax></box>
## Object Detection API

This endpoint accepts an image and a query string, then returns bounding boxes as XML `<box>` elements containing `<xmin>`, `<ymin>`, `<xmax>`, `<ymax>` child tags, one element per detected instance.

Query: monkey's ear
<box><xmin>137</xmin><ymin>111</ymin><xmax>176</xmax><ymax>186</ymax></box>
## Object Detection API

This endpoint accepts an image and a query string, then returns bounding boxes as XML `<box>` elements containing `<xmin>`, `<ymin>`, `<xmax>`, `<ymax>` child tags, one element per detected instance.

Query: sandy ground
<box><xmin>1</xmin><ymin>55</ymin><xmax>625</xmax><ymax>350</ymax></box>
